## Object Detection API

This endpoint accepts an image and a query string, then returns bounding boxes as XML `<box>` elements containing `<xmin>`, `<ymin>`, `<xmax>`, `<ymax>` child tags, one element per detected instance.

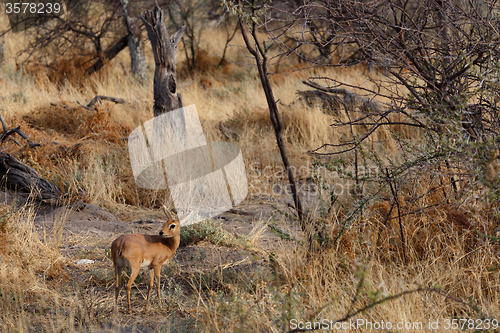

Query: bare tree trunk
<box><xmin>141</xmin><ymin>6</ymin><xmax>185</xmax><ymax>116</ymax></box>
<box><xmin>119</xmin><ymin>0</ymin><xmax>146</xmax><ymax>80</ymax></box>
<box><xmin>238</xmin><ymin>15</ymin><xmax>305</xmax><ymax>230</ymax></box>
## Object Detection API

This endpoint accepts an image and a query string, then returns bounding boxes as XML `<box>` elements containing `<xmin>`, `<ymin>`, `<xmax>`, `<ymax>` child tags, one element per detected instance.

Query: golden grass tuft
<box><xmin>25</xmin><ymin>101</ymin><xmax>91</xmax><ymax>135</ymax></box>
<box><xmin>0</xmin><ymin>205</ymin><xmax>13</xmax><ymax>254</ymax></box>
<box><xmin>0</xmin><ymin>204</ymin><xmax>66</xmax><ymax>294</ymax></box>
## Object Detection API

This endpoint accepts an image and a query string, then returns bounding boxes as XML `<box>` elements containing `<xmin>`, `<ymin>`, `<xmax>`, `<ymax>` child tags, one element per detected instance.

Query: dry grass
<box><xmin>0</xmin><ymin>16</ymin><xmax>498</xmax><ymax>333</ymax></box>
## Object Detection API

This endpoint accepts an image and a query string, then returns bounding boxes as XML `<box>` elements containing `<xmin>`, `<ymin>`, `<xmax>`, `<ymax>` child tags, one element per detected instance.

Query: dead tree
<box><xmin>119</xmin><ymin>0</ymin><xmax>147</xmax><ymax>80</ymax></box>
<box><xmin>141</xmin><ymin>6</ymin><xmax>185</xmax><ymax>116</ymax></box>
<box><xmin>238</xmin><ymin>1</ymin><xmax>305</xmax><ymax>228</ymax></box>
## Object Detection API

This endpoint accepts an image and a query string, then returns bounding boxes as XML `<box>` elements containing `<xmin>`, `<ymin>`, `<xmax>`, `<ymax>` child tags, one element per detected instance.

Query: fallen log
<box><xmin>0</xmin><ymin>112</ymin><xmax>61</xmax><ymax>201</ymax></box>
<box><xmin>0</xmin><ymin>152</ymin><xmax>61</xmax><ymax>200</ymax></box>
<box><xmin>87</xmin><ymin>95</ymin><xmax>126</xmax><ymax>109</ymax></box>
<box><xmin>302</xmin><ymin>80</ymin><xmax>385</xmax><ymax>113</ymax></box>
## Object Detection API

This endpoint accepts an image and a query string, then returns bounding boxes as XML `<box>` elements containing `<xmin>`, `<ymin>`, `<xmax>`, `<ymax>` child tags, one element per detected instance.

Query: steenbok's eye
<box><xmin>169</xmin><ymin>224</ymin><xmax>176</xmax><ymax>230</ymax></box>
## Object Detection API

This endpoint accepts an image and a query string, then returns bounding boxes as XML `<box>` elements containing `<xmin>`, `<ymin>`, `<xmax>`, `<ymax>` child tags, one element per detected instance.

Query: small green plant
<box><xmin>181</xmin><ymin>219</ymin><xmax>235</xmax><ymax>247</ymax></box>
<box><xmin>89</xmin><ymin>268</ymin><xmax>113</xmax><ymax>285</ymax></box>
<box><xmin>194</xmin><ymin>248</ymin><xmax>207</xmax><ymax>261</ymax></box>
<box><xmin>136</xmin><ymin>271</ymin><xmax>146</xmax><ymax>284</ymax></box>
<box><xmin>160</xmin><ymin>275</ymin><xmax>184</xmax><ymax>310</ymax></box>
<box><xmin>104</xmin><ymin>248</ymin><xmax>111</xmax><ymax>260</ymax></box>
<box><xmin>268</xmin><ymin>222</ymin><xmax>295</xmax><ymax>242</ymax></box>
<box><xmin>11</xmin><ymin>90</ymin><xmax>28</xmax><ymax>104</ymax></box>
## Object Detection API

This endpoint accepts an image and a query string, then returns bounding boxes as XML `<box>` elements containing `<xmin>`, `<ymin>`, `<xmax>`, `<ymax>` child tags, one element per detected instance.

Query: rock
<box><xmin>75</xmin><ymin>259</ymin><xmax>95</xmax><ymax>265</ymax></box>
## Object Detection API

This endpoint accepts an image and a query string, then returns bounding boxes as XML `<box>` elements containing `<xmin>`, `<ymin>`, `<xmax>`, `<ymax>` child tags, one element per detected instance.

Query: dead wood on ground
<box><xmin>0</xmin><ymin>113</ymin><xmax>61</xmax><ymax>201</ymax></box>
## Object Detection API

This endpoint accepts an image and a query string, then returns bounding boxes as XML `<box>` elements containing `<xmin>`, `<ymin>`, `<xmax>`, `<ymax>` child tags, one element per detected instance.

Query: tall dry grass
<box><xmin>0</xmin><ymin>203</ymin><xmax>71</xmax><ymax>332</ymax></box>
<box><xmin>189</xmin><ymin>194</ymin><xmax>500</xmax><ymax>332</ymax></box>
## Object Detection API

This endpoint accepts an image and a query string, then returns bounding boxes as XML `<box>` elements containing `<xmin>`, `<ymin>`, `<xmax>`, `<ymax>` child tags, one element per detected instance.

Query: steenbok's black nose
<box><xmin>159</xmin><ymin>231</ymin><xmax>164</xmax><ymax>236</ymax></box>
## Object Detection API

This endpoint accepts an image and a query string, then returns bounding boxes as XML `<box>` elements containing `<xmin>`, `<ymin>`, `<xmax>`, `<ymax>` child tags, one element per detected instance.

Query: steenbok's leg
<box><xmin>126</xmin><ymin>265</ymin><xmax>141</xmax><ymax>315</ymax></box>
<box><xmin>154</xmin><ymin>265</ymin><xmax>162</xmax><ymax>307</ymax></box>
<box><xmin>114</xmin><ymin>264</ymin><xmax>122</xmax><ymax>307</ymax></box>
<box><xmin>145</xmin><ymin>268</ymin><xmax>155</xmax><ymax>312</ymax></box>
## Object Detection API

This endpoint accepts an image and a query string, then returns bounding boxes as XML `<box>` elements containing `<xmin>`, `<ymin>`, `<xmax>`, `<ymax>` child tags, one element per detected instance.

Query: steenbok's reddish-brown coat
<box><xmin>111</xmin><ymin>206</ymin><xmax>180</xmax><ymax>314</ymax></box>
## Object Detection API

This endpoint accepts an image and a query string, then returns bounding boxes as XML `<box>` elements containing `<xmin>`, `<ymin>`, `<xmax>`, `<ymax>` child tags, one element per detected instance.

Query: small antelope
<box><xmin>111</xmin><ymin>206</ymin><xmax>181</xmax><ymax>314</ymax></box>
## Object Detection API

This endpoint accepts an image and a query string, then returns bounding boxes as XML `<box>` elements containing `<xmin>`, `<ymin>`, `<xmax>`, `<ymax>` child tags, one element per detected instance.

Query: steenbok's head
<box><xmin>159</xmin><ymin>205</ymin><xmax>180</xmax><ymax>238</ymax></box>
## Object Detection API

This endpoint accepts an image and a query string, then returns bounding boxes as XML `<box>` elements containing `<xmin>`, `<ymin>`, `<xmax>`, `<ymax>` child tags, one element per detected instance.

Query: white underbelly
<box><xmin>140</xmin><ymin>260</ymin><xmax>151</xmax><ymax>268</ymax></box>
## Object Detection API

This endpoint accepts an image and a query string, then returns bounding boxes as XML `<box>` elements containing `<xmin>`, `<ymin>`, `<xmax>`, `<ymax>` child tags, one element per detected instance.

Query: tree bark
<box><xmin>141</xmin><ymin>6</ymin><xmax>185</xmax><ymax>116</ymax></box>
<box><xmin>119</xmin><ymin>0</ymin><xmax>147</xmax><ymax>80</ymax></box>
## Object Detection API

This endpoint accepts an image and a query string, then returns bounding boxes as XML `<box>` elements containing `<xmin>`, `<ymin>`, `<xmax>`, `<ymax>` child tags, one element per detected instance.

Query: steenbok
<box><xmin>111</xmin><ymin>206</ymin><xmax>181</xmax><ymax>314</ymax></box>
